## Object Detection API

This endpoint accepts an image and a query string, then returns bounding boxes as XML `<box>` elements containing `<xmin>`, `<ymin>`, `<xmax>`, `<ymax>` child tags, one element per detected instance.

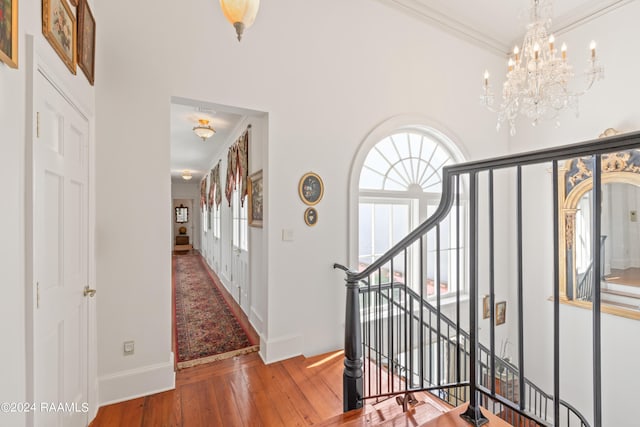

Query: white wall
<box><xmin>505</xmin><ymin>2</ymin><xmax>640</xmax><ymax>425</ymax></box>
<box><xmin>0</xmin><ymin>30</ymin><xmax>28</xmax><ymax>427</ymax></box>
<box><xmin>94</xmin><ymin>0</ymin><xmax>508</xmax><ymax>395</ymax></box>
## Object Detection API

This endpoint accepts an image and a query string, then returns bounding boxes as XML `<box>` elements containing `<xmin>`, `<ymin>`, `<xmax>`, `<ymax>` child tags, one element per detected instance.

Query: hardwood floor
<box><xmin>90</xmin><ymin>350</ymin><xmax>345</xmax><ymax>427</ymax></box>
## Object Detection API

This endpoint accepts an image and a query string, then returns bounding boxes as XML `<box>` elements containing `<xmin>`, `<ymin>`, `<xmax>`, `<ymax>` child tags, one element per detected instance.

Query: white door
<box><xmin>33</xmin><ymin>71</ymin><xmax>90</xmax><ymax>427</ymax></box>
<box><xmin>233</xmin><ymin>248</ymin><xmax>249</xmax><ymax>313</ymax></box>
<box><xmin>231</xmin><ymin>189</ymin><xmax>250</xmax><ymax>314</ymax></box>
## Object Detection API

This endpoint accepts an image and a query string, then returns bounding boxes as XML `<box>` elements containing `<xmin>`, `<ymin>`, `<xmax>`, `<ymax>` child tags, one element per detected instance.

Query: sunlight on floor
<box><xmin>307</xmin><ymin>350</ymin><xmax>344</xmax><ymax>369</ymax></box>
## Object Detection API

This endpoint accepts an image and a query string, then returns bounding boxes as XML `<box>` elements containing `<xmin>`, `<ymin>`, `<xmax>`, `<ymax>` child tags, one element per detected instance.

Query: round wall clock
<box><xmin>304</xmin><ymin>207</ymin><xmax>318</xmax><ymax>226</ymax></box>
<box><xmin>298</xmin><ymin>172</ymin><xmax>324</xmax><ymax>206</ymax></box>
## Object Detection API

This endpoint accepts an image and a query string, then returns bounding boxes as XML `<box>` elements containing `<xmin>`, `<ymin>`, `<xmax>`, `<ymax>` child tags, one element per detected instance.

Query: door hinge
<box><xmin>36</xmin><ymin>282</ymin><xmax>40</xmax><ymax>309</ymax></box>
<box><xmin>36</xmin><ymin>112</ymin><xmax>40</xmax><ymax>138</ymax></box>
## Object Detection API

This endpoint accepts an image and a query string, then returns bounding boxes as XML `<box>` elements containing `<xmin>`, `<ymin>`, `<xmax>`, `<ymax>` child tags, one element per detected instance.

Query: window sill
<box><xmin>426</xmin><ymin>293</ymin><xmax>470</xmax><ymax>307</ymax></box>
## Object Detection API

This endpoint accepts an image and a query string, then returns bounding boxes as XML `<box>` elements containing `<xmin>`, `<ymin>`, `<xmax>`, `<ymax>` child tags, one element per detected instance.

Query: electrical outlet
<box><xmin>631</xmin><ymin>210</ymin><xmax>638</xmax><ymax>222</ymax></box>
<box><xmin>123</xmin><ymin>341</ymin><xmax>135</xmax><ymax>356</ymax></box>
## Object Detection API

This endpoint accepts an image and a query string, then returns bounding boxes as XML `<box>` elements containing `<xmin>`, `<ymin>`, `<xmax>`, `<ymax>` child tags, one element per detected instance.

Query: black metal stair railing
<box><xmin>335</xmin><ymin>130</ymin><xmax>640</xmax><ymax>427</ymax></box>
<box><xmin>357</xmin><ymin>281</ymin><xmax>590</xmax><ymax>427</ymax></box>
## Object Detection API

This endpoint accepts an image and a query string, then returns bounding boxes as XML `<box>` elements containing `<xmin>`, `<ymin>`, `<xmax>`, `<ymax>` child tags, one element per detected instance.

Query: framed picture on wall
<box><xmin>42</xmin><ymin>0</ymin><xmax>76</xmax><ymax>74</ymax></box>
<box><xmin>482</xmin><ymin>295</ymin><xmax>490</xmax><ymax>319</ymax></box>
<box><xmin>304</xmin><ymin>207</ymin><xmax>318</xmax><ymax>227</ymax></box>
<box><xmin>0</xmin><ymin>0</ymin><xmax>18</xmax><ymax>68</ymax></box>
<box><xmin>496</xmin><ymin>301</ymin><xmax>506</xmax><ymax>325</ymax></box>
<box><xmin>298</xmin><ymin>172</ymin><xmax>324</xmax><ymax>206</ymax></box>
<box><xmin>77</xmin><ymin>0</ymin><xmax>95</xmax><ymax>85</ymax></box>
<box><xmin>248</xmin><ymin>170</ymin><xmax>263</xmax><ymax>228</ymax></box>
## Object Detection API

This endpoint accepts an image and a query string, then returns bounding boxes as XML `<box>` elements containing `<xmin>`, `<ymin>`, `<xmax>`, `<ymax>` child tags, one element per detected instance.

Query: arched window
<box><xmin>357</xmin><ymin>128</ymin><xmax>464</xmax><ymax>297</ymax></box>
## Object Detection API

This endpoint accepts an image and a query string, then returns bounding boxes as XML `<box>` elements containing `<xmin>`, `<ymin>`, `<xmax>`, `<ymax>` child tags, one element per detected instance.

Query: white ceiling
<box><xmin>169</xmin><ymin>1</ymin><xmax>631</xmax><ymax>183</ymax></box>
<box><xmin>170</xmin><ymin>98</ymin><xmax>263</xmax><ymax>183</ymax></box>
<box><xmin>376</xmin><ymin>0</ymin><xmax>633</xmax><ymax>54</ymax></box>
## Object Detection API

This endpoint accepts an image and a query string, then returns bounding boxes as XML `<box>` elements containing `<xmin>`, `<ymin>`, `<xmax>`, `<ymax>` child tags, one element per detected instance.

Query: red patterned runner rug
<box><xmin>173</xmin><ymin>252</ymin><xmax>258</xmax><ymax>369</ymax></box>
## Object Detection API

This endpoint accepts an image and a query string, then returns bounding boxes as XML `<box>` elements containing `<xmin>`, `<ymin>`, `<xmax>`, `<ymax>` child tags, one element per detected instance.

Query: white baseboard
<box><xmin>250</xmin><ymin>307</ymin><xmax>264</xmax><ymax>334</ymax></box>
<box><xmin>261</xmin><ymin>334</ymin><xmax>302</xmax><ymax>364</ymax></box>
<box><xmin>98</xmin><ymin>355</ymin><xmax>175</xmax><ymax>406</ymax></box>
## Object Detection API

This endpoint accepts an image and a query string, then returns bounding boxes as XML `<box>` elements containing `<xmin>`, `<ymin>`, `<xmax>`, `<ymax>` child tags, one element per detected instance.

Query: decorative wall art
<box><xmin>0</xmin><ymin>0</ymin><xmax>18</xmax><ymax>68</ymax></box>
<box><xmin>496</xmin><ymin>301</ymin><xmax>506</xmax><ymax>325</ymax></box>
<box><xmin>304</xmin><ymin>207</ymin><xmax>318</xmax><ymax>227</ymax></box>
<box><xmin>175</xmin><ymin>205</ymin><xmax>188</xmax><ymax>223</ymax></box>
<box><xmin>482</xmin><ymin>295</ymin><xmax>490</xmax><ymax>319</ymax></box>
<box><xmin>77</xmin><ymin>0</ymin><xmax>95</xmax><ymax>85</ymax></box>
<box><xmin>248</xmin><ymin>170</ymin><xmax>263</xmax><ymax>228</ymax></box>
<box><xmin>42</xmin><ymin>0</ymin><xmax>76</xmax><ymax>74</ymax></box>
<box><xmin>298</xmin><ymin>172</ymin><xmax>324</xmax><ymax>206</ymax></box>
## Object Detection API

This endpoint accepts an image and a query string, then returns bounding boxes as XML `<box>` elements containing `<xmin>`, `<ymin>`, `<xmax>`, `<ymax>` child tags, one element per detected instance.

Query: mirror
<box><xmin>559</xmin><ymin>151</ymin><xmax>640</xmax><ymax>319</ymax></box>
<box><xmin>175</xmin><ymin>205</ymin><xmax>189</xmax><ymax>223</ymax></box>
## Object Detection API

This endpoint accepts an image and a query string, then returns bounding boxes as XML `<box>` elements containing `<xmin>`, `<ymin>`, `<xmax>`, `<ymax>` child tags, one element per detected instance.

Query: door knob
<box><xmin>84</xmin><ymin>286</ymin><xmax>97</xmax><ymax>297</ymax></box>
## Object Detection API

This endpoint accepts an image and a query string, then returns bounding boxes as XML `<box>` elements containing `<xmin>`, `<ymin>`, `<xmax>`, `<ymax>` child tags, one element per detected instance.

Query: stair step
<box><xmin>602</xmin><ymin>288</ymin><xmax>640</xmax><ymax>299</ymax></box>
<box><xmin>602</xmin><ymin>298</ymin><xmax>640</xmax><ymax>310</ymax></box>
<box><xmin>318</xmin><ymin>392</ymin><xmax>449</xmax><ymax>426</ymax></box>
<box><xmin>420</xmin><ymin>404</ymin><xmax>514</xmax><ymax>427</ymax></box>
<box><xmin>604</xmin><ymin>281</ymin><xmax>640</xmax><ymax>295</ymax></box>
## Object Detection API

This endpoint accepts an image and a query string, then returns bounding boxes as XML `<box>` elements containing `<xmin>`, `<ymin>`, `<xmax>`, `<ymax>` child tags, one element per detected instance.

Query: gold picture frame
<box><xmin>298</xmin><ymin>172</ymin><xmax>324</xmax><ymax>206</ymax></box>
<box><xmin>304</xmin><ymin>207</ymin><xmax>318</xmax><ymax>227</ymax></box>
<box><xmin>248</xmin><ymin>170</ymin><xmax>263</xmax><ymax>228</ymax></box>
<box><xmin>77</xmin><ymin>0</ymin><xmax>95</xmax><ymax>85</ymax></box>
<box><xmin>0</xmin><ymin>0</ymin><xmax>19</xmax><ymax>68</ymax></box>
<box><xmin>42</xmin><ymin>0</ymin><xmax>76</xmax><ymax>74</ymax></box>
<box><xmin>496</xmin><ymin>301</ymin><xmax>506</xmax><ymax>325</ymax></box>
<box><xmin>482</xmin><ymin>295</ymin><xmax>490</xmax><ymax>319</ymax></box>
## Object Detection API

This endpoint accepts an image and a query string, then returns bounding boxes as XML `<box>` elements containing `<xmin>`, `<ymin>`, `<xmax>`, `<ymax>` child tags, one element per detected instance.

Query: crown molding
<box><xmin>374</xmin><ymin>0</ymin><xmax>510</xmax><ymax>55</ymax></box>
<box><xmin>375</xmin><ymin>0</ymin><xmax>635</xmax><ymax>57</ymax></box>
<box><xmin>551</xmin><ymin>0</ymin><xmax>634</xmax><ymax>36</ymax></box>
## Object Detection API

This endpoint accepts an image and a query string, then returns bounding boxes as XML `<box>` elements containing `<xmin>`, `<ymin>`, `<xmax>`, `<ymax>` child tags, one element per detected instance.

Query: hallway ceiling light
<box><xmin>481</xmin><ymin>0</ymin><xmax>604</xmax><ymax>135</ymax></box>
<box><xmin>193</xmin><ymin>119</ymin><xmax>216</xmax><ymax>141</ymax></box>
<box><xmin>220</xmin><ymin>0</ymin><xmax>260</xmax><ymax>42</ymax></box>
<box><xmin>182</xmin><ymin>170</ymin><xmax>193</xmax><ymax>181</ymax></box>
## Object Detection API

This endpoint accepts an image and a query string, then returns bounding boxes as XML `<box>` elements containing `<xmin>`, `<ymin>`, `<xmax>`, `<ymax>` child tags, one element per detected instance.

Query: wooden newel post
<box><xmin>344</xmin><ymin>274</ymin><xmax>363</xmax><ymax>412</ymax></box>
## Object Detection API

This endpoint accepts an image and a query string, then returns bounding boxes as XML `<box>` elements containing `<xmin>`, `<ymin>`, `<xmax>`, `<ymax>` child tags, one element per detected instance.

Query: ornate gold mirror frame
<box><xmin>558</xmin><ymin>136</ymin><xmax>640</xmax><ymax>320</ymax></box>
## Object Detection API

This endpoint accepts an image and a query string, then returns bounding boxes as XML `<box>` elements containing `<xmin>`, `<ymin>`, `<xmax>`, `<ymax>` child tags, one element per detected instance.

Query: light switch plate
<box><xmin>282</xmin><ymin>229</ymin><xmax>294</xmax><ymax>241</ymax></box>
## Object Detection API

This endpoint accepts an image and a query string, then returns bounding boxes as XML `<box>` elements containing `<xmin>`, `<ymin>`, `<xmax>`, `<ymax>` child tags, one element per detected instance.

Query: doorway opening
<box><xmin>169</xmin><ymin>96</ymin><xmax>267</xmax><ymax>367</ymax></box>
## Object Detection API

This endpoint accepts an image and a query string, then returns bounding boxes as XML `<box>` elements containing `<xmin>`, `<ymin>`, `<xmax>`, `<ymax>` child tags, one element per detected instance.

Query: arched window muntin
<box><xmin>356</xmin><ymin>125</ymin><xmax>467</xmax><ymax>299</ymax></box>
<box><xmin>359</xmin><ymin>130</ymin><xmax>455</xmax><ymax>194</ymax></box>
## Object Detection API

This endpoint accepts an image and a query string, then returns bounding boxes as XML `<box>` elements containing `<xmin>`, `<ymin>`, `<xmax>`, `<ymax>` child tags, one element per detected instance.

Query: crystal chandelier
<box><xmin>481</xmin><ymin>0</ymin><xmax>604</xmax><ymax>135</ymax></box>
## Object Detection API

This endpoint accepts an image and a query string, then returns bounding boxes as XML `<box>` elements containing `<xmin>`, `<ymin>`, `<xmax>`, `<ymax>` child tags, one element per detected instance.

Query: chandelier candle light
<box><xmin>481</xmin><ymin>0</ymin><xmax>604</xmax><ymax>135</ymax></box>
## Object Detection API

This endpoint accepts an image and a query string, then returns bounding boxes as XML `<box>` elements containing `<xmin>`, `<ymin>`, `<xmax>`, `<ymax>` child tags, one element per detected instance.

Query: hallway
<box><xmin>173</xmin><ymin>251</ymin><xmax>259</xmax><ymax>369</ymax></box>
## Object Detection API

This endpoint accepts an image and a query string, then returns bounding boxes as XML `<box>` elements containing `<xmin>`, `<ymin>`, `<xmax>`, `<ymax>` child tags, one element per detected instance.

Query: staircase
<box><xmin>576</xmin><ymin>239</ymin><xmax>640</xmax><ymax>312</ymax></box>
<box><xmin>336</xmin><ymin>130</ymin><xmax>640</xmax><ymax>427</ymax></box>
